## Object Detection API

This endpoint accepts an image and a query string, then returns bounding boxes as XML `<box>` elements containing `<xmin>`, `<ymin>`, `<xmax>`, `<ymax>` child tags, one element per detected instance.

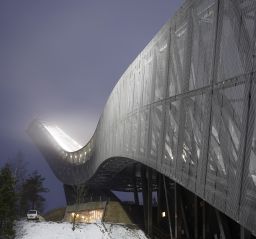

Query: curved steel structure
<box><xmin>29</xmin><ymin>0</ymin><xmax>256</xmax><ymax>236</ymax></box>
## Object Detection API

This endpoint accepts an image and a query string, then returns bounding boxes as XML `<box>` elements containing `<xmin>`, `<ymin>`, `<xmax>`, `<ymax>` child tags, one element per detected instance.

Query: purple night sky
<box><xmin>0</xmin><ymin>0</ymin><xmax>183</xmax><ymax>211</ymax></box>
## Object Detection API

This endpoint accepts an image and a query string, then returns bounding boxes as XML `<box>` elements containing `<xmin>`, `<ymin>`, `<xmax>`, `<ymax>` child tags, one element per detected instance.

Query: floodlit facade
<box><xmin>29</xmin><ymin>0</ymin><xmax>256</xmax><ymax>237</ymax></box>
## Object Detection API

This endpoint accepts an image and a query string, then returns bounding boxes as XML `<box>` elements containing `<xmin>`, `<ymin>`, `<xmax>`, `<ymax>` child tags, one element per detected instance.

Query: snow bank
<box><xmin>15</xmin><ymin>220</ymin><xmax>148</xmax><ymax>239</ymax></box>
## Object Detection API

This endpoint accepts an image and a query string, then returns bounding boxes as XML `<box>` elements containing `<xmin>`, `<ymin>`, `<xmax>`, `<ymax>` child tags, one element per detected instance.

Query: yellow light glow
<box><xmin>162</xmin><ymin>211</ymin><xmax>166</xmax><ymax>218</ymax></box>
<box><xmin>69</xmin><ymin>209</ymin><xmax>103</xmax><ymax>223</ymax></box>
<box><xmin>72</xmin><ymin>212</ymin><xmax>75</xmax><ymax>217</ymax></box>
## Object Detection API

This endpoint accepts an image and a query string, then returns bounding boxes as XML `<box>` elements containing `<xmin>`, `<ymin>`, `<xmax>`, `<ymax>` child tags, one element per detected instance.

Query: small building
<box><xmin>64</xmin><ymin>201</ymin><xmax>132</xmax><ymax>224</ymax></box>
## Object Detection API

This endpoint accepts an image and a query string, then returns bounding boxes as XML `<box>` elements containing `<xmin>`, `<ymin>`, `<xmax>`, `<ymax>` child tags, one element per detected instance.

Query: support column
<box><xmin>157</xmin><ymin>174</ymin><xmax>163</xmax><ymax>225</ymax></box>
<box><xmin>180</xmin><ymin>192</ymin><xmax>190</xmax><ymax>239</ymax></box>
<box><xmin>147</xmin><ymin>168</ymin><xmax>153</xmax><ymax>237</ymax></box>
<box><xmin>174</xmin><ymin>183</ymin><xmax>181</xmax><ymax>239</ymax></box>
<box><xmin>215</xmin><ymin>210</ymin><xmax>231</xmax><ymax>239</ymax></box>
<box><xmin>141</xmin><ymin>166</ymin><xmax>148</xmax><ymax>233</ymax></box>
<box><xmin>202</xmin><ymin>201</ymin><xmax>206</xmax><ymax>239</ymax></box>
<box><xmin>240</xmin><ymin>226</ymin><xmax>251</xmax><ymax>239</ymax></box>
<box><xmin>163</xmin><ymin>175</ymin><xmax>173</xmax><ymax>239</ymax></box>
<box><xmin>175</xmin><ymin>183</ymin><xmax>178</xmax><ymax>239</ymax></box>
<box><xmin>133</xmin><ymin>164</ymin><xmax>139</xmax><ymax>205</ymax></box>
<box><xmin>194</xmin><ymin>196</ymin><xmax>198</xmax><ymax>239</ymax></box>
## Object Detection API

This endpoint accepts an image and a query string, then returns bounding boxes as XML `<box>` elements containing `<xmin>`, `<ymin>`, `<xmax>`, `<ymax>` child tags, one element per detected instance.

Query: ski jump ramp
<box><xmin>29</xmin><ymin>0</ymin><xmax>256</xmax><ymax>236</ymax></box>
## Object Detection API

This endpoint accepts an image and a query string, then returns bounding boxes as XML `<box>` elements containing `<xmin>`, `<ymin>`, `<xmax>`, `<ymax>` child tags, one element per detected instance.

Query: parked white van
<box><xmin>26</xmin><ymin>210</ymin><xmax>39</xmax><ymax>220</ymax></box>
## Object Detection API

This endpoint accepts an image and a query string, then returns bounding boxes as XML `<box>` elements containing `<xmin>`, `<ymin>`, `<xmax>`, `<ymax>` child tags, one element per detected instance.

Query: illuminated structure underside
<box><xmin>29</xmin><ymin>0</ymin><xmax>256</xmax><ymax>236</ymax></box>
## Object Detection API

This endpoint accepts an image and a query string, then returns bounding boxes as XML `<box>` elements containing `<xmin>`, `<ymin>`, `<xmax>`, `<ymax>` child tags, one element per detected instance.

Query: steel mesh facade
<box><xmin>28</xmin><ymin>0</ymin><xmax>256</xmax><ymax>235</ymax></box>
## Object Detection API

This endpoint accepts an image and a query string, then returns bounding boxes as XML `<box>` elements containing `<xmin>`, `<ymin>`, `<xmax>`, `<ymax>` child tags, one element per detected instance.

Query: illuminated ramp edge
<box><xmin>43</xmin><ymin>123</ymin><xmax>82</xmax><ymax>152</ymax></box>
<box><xmin>28</xmin><ymin>0</ymin><xmax>256</xmax><ymax>235</ymax></box>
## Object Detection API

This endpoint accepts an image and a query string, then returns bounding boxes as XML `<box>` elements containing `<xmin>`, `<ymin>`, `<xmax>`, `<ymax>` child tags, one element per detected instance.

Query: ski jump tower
<box><xmin>29</xmin><ymin>0</ymin><xmax>256</xmax><ymax>238</ymax></box>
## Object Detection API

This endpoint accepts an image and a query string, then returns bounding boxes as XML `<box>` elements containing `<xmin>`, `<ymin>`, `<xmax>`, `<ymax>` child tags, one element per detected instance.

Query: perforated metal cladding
<box><xmin>164</xmin><ymin>100</ymin><xmax>180</xmax><ymax>177</ymax></box>
<box><xmin>149</xmin><ymin>104</ymin><xmax>163</xmax><ymax>156</ymax></box>
<box><xmin>138</xmin><ymin>109</ymin><xmax>150</xmax><ymax>159</ymax></box>
<box><xmin>178</xmin><ymin>94</ymin><xmax>208</xmax><ymax>192</ymax></box>
<box><xmin>189</xmin><ymin>0</ymin><xmax>216</xmax><ymax>90</ymax></box>
<box><xmin>168</xmin><ymin>25</ymin><xmax>187</xmax><ymax>96</ymax></box>
<box><xmin>142</xmin><ymin>48</ymin><xmax>154</xmax><ymax>106</ymax></box>
<box><xmin>130</xmin><ymin>112</ymin><xmax>139</xmax><ymax>155</ymax></box>
<box><xmin>240</xmin><ymin>77</ymin><xmax>256</xmax><ymax>234</ymax></box>
<box><xmin>205</xmin><ymin>82</ymin><xmax>247</xmax><ymax>216</ymax></box>
<box><xmin>216</xmin><ymin>0</ymin><xmax>254</xmax><ymax>82</ymax></box>
<box><xmin>29</xmin><ymin>0</ymin><xmax>256</xmax><ymax>235</ymax></box>
<box><xmin>154</xmin><ymin>27</ymin><xmax>170</xmax><ymax>101</ymax></box>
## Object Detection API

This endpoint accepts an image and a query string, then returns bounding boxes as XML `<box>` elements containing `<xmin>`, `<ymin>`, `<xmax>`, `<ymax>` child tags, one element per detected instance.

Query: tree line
<box><xmin>0</xmin><ymin>152</ymin><xmax>48</xmax><ymax>238</ymax></box>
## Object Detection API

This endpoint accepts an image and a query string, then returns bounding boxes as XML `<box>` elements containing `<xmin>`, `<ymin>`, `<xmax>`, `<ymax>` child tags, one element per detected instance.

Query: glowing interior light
<box><xmin>162</xmin><ymin>211</ymin><xmax>166</xmax><ymax>218</ymax></box>
<box><xmin>43</xmin><ymin>124</ymin><xmax>82</xmax><ymax>152</ymax></box>
<box><xmin>72</xmin><ymin>212</ymin><xmax>75</xmax><ymax>217</ymax></box>
<box><xmin>84</xmin><ymin>151</ymin><xmax>87</xmax><ymax>155</ymax></box>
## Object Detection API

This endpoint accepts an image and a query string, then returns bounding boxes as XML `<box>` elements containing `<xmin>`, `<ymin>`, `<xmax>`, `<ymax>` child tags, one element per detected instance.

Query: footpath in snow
<box><xmin>15</xmin><ymin>220</ymin><xmax>148</xmax><ymax>239</ymax></box>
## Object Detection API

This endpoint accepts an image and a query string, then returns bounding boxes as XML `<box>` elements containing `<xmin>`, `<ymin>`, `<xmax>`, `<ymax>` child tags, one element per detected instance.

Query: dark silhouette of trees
<box><xmin>8</xmin><ymin>152</ymin><xmax>49</xmax><ymax>216</ymax></box>
<box><xmin>0</xmin><ymin>164</ymin><xmax>16</xmax><ymax>238</ymax></box>
<box><xmin>20</xmin><ymin>171</ymin><xmax>49</xmax><ymax>213</ymax></box>
<box><xmin>0</xmin><ymin>152</ymin><xmax>49</xmax><ymax>237</ymax></box>
<box><xmin>9</xmin><ymin>151</ymin><xmax>28</xmax><ymax>217</ymax></box>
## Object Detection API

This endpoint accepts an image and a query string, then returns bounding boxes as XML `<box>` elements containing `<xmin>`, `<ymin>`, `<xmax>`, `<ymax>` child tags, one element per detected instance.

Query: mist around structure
<box><xmin>0</xmin><ymin>0</ymin><xmax>183</xmax><ymax>211</ymax></box>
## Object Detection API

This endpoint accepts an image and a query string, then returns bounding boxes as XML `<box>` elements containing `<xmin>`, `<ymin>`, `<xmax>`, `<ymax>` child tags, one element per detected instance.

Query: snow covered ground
<box><xmin>15</xmin><ymin>220</ymin><xmax>148</xmax><ymax>239</ymax></box>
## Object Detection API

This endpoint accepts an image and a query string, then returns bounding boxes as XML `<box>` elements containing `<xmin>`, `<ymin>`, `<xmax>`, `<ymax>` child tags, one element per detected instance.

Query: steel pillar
<box><xmin>141</xmin><ymin>166</ymin><xmax>153</xmax><ymax>237</ymax></box>
<box><xmin>194</xmin><ymin>196</ymin><xmax>198</xmax><ymax>239</ymax></box>
<box><xmin>202</xmin><ymin>200</ymin><xmax>206</xmax><ymax>239</ymax></box>
<box><xmin>180</xmin><ymin>192</ymin><xmax>191</xmax><ymax>239</ymax></box>
<box><xmin>215</xmin><ymin>210</ymin><xmax>231</xmax><ymax>239</ymax></box>
<box><xmin>141</xmin><ymin>166</ymin><xmax>148</xmax><ymax>232</ymax></box>
<box><xmin>163</xmin><ymin>175</ymin><xmax>173</xmax><ymax>239</ymax></box>
<box><xmin>174</xmin><ymin>182</ymin><xmax>181</xmax><ymax>239</ymax></box>
<box><xmin>240</xmin><ymin>226</ymin><xmax>251</xmax><ymax>239</ymax></box>
<box><xmin>133</xmin><ymin>164</ymin><xmax>139</xmax><ymax>205</ymax></box>
<box><xmin>147</xmin><ymin>168</ymin><xmax>153</xmax><ymax>237</ymax></box>
<box><xmin>157</xmin><ymin>174</ymin><xmax>163</xmax><ymax>225</ymax></box>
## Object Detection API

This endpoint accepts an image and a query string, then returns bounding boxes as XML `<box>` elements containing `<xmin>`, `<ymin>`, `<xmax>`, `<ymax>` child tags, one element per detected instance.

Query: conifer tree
<box><xmin>20</xmin><ymin>170</ymin><xmax>48</xmax><ymax>213</ymax></box>
<box><xmin>0</xmin><ymin>164</ymin><xmax>16</xmax><ymax>238</ymax></box>
<box><xmin>9</xmin><ymin>151</ymin><xmax>28</xmax><ymax>217</ymax></box>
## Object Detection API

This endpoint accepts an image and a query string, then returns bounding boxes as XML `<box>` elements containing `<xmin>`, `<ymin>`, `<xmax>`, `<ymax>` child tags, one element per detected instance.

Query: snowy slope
<box><xmin>15</xmin><ymin>220</ymin><xmax>148</xmax><ymax>239</ymax></box>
